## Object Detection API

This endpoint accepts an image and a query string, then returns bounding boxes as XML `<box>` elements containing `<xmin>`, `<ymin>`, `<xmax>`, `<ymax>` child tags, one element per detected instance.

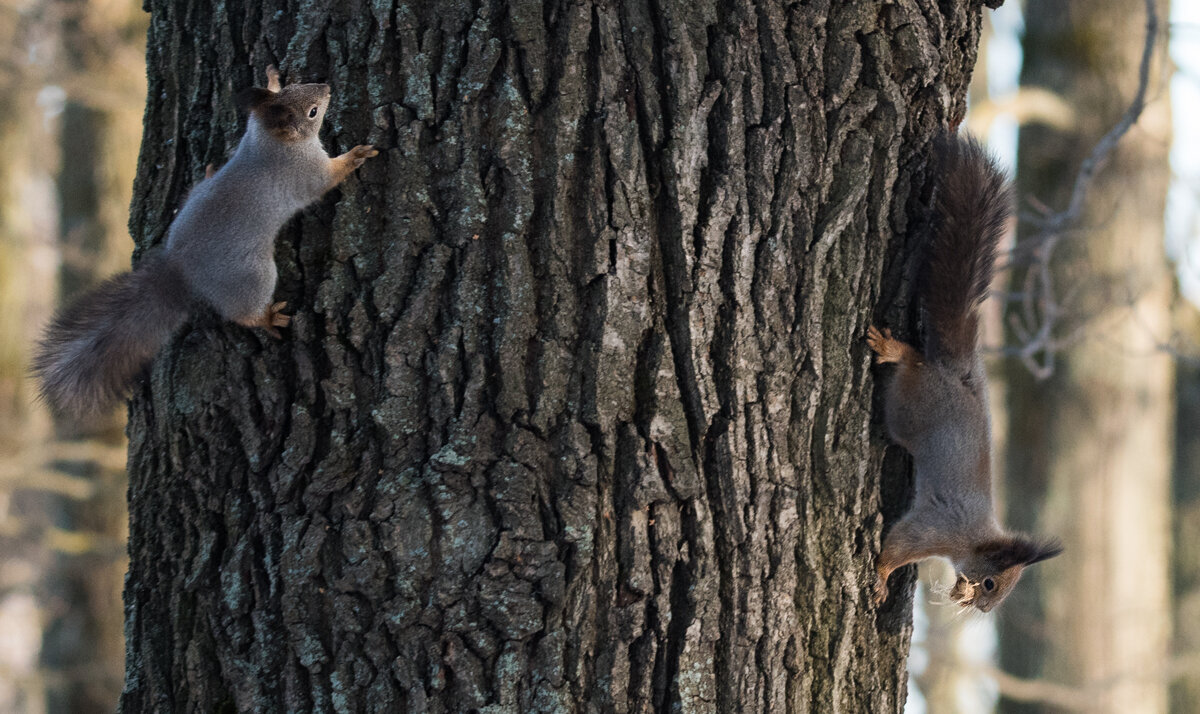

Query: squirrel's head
<box><xmin>236</xmin><ymin>73</ymin><xmax>331</xmax><ymax>143</ymax></box>
<box><xmin>950</xmin><ymin>534</ymin><xmax>1062</xmax><ymax>612</ymax></box>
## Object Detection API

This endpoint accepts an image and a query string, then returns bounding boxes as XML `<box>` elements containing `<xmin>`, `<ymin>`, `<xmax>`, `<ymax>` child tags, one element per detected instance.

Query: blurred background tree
<box><xmin>42</xmin><ymin>1</ymin><xmax>146</xmax><ymax>709</ymax></box>
<box><xmin>0</xmin><ymin>0</ymin><xmax>145</xmax><ymax>712</ymax></box>
<box><xmin>999</xmin><ymin>2</ymin><xmax>1173</xmax><ymax>714</ymax></box>
<box><xmin>1173</xmin><ymin>307</ymin><xmax>1200</xmax><ymax>712</ymax></box>
<box><xmin>0</xmin><ymin>1</ymin><xmax>59</xmax><ymax>711</ymax></box>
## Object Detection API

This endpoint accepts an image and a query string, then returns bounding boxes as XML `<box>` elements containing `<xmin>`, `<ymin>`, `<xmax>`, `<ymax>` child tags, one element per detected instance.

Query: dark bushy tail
<box><xmin>34</xmin><ymin>253</ymin><xmax>191</xmax><ymax>417</ymax></box>
<box><xmin>924</xmin><ymin>134</ymin><xmax>1013</xmax><ymax>367</ymax></box>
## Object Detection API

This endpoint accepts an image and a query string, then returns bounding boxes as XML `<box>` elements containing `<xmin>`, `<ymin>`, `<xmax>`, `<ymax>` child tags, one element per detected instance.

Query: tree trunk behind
<box><xmin>1000</xmin><ymin>1</ymin><xmax>1173</xmax><ymax>712</ymax></box>
<box><xmin>39</xmin><ymin>3</ymin><xmax>148</xmax><ymax>711</ymax></box>
<box><xmin>1172</xmin><ymin>308</ymin><xmax>1200</xmax><ymax>713</ymax></box>
<box><xmin>0</xmin><ymin>3</ymin><xmax>58</xmax><ymax>708</ymax></box>
<box><xmin>121</xmin><ymin>1</ymin><xmax>990</xmax><ymax>711</ymax></box>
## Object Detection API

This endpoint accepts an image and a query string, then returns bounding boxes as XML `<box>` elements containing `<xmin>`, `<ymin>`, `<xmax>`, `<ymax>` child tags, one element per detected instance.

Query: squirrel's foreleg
<box><xmin>326</xmin><ymin>145</ymin><xmax>379</xmax><ymax>190</ymax></box>
<box><xmin>874</xmin><ymin>519</ymin><xmax>942</xmax><ymax>606</ymax></box>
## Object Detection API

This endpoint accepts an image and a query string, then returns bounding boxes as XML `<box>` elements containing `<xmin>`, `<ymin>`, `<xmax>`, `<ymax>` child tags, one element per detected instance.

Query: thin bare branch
<box><xmin>983</xmin><ymin>648</ymin><xmax>1200</xmax><ymax>710</ymax></box>
<box><xmin>1003</xmin><ymin>0</ymin><xmax>1161</xmax><ymax>378</ymax></box>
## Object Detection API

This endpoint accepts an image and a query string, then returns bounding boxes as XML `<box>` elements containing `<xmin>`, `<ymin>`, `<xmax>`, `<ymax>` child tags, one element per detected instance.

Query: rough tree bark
<box><xmin>121</xmin><ymin>1</ymin><xmax>993</xmax><ymax>711</ymax></box>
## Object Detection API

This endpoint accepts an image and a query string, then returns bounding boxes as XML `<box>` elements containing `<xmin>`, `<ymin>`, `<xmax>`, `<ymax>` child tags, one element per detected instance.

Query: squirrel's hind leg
<box><xmin>868</xmin><ymin>326</ymin><xmax>935</xmax><ymax>452</ymax></box>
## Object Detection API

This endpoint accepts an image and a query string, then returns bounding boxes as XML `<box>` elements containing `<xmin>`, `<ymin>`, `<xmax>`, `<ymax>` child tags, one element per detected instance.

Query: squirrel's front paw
<box><xmin>348</xmin><ymin>144</ymin><xmax>379</xmax><ymax>169</ymax></box>
<box><xmin>328</xmin><ymin>146</ymin><xmax>381</xmax><ymax>188</ymax></box>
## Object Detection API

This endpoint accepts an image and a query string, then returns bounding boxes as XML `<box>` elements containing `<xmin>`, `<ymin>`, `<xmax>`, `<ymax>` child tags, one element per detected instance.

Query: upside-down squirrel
<box><xmin>868</xmin><ymin>135</ymin><xmax>1062</xmax><ymax>612</ymax></box>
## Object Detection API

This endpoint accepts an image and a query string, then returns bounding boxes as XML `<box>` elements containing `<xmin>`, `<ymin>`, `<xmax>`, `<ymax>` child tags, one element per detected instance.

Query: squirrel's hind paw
<box><xmin>873</xmin><ymin>576</ymin><xmax>890</xmax><ymax>607</ymax></box>
<box><xmin>238</xmin><ymin>301</ymin><xmax>291</xmax><ymax>339</ymax></box>
<box><xmin>867</xmin><ymin>325</ymin><xmax>917</xmax><ymax>365</ymax></box>
<box><xmin>866</xmin><ymin>325</ymin><xmax>893</xmax><ymax>362</ymax></box>
<box><xmin>264</xmin><ymin>301</ymin><xmax>291</xmax><ymax>338</ymax></box>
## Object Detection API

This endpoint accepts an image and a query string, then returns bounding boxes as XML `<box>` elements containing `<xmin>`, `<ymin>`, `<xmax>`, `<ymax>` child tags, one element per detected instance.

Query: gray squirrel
<box><xmin>35</xmin><ymin>66</ymin><xmax>377</xmax><ymax>417</ymax></box>
<box><xmin>868</xmin><ymin>135</ymin><xmax>1061</xmax><ymax>612</ymax></box>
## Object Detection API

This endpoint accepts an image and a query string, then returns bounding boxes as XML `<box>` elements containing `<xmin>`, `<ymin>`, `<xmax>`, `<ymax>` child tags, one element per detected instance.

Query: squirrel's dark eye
<box><xmin>308</xmin><ymin>106</ymin><xmax>318</xmax><ymax>118</ymax></box>
<box><xmin>982</xmin><ymin>577</ymin><xmax>996</xmax><ymax>592</ymax></box>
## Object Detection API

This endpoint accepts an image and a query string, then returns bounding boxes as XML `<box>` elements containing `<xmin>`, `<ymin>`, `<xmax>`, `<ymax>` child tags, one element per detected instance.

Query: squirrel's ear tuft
<box><xmin>977</xmin><ymin>535</ymin><xmax>1063</xmax><ymax>570</ymax></box>
<box><xmin>1024</xmin><ymin>537</ymin><xmax>1064</xmax><ymax>565</ymax></box>
<box><xmin>236</xmin><ymin>87</ymin><xmax>275</xmax><ymax>114</ymax></box>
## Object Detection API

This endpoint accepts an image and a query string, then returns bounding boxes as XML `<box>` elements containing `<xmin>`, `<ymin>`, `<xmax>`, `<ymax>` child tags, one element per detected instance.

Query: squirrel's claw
<box><xmin>873</xmin><ymin>562</ymin><xmax>896</xmax><ymax>607</ymax></box>
<box><xmin>327</xmin><ymin>146</ymin><xmax>380</xmax><ymax>189</ymax></box>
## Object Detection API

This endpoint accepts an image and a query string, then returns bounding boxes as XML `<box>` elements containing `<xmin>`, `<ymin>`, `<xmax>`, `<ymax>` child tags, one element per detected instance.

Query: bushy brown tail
<box><xmin>923</xmin><ymin>135</ymin><xmax>1013</xmax><ymax>368</ymax></box>
<box><xmin>33</xmin><ymin>254</ymin><xmax>191</xmax><ymax>417</ymax></box>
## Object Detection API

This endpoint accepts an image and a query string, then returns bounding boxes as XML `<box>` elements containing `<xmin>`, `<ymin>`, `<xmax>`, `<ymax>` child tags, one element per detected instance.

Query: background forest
<box><xmin>0</xmin><ymin>0</ymin><xmax>1196</xmax><ymax>712</ymax></box>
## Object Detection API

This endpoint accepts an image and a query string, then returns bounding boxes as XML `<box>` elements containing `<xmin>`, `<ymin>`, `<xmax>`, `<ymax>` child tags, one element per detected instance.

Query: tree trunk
<box><xmin>999</xmin><ymin>1</ymin><xmax>1173</xmax><ymax>712</ymax></box>
<box><xmin>121</xmin><ymin>1</ymin><xmax>992</xmax><ymax>711</ymax></box>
